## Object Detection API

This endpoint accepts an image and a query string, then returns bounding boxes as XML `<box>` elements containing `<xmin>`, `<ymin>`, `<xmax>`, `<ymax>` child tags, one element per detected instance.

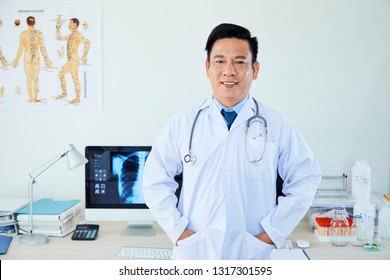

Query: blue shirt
<box><xmin>213</xmin><ymin>95</ymin><xmax>248</xmax><ymax>114</ymax></box>
<box><xmin>213</xmin><ymin>95</ymin><xmax>249</xmax><ymax>126</ymax></box>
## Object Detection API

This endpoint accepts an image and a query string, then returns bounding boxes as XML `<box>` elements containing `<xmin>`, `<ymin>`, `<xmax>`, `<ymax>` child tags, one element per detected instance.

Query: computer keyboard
<box><xmin>116</xmin><ymin>246</ymin><xmax>173</xmax><ymax>259</ymax></box>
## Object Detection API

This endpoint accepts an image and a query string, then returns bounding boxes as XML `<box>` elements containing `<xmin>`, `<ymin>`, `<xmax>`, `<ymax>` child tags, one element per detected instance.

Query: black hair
<box><xmin>26</xmin><ymin>16</ymin><xmax>35</xmax><ymax>26</ymax></box>
<box><xmin>70</xmin><ymin>18</ymin><xmax>80</xmax><ymax>27</ymax></box>
<box><xmin>205</xmin><ymin>23</ymin><xmax>258</xmax><ymax>64</ymax></box>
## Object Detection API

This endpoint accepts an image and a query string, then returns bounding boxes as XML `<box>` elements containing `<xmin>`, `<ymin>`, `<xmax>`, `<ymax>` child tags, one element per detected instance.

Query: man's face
<box><xmin>68</xmin><ymin>20</ymin><xmax>77</xmax><ymax>31</ymax></box>
<box><xmin>206</xmin><ymin>38</ymin><xmax>259</xmax><ymax>108</ymax></box>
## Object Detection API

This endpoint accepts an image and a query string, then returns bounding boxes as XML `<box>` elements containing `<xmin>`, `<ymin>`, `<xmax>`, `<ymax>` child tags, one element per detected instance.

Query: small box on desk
<box><xmin>314</xmin><ymin>216</ymin><xmax>353</xmax><ymax>242</ymax></box>
<box><xmin>307</xmin><ymin>205</ymin><xmax>353</xmax><ymax>233</ymax></box>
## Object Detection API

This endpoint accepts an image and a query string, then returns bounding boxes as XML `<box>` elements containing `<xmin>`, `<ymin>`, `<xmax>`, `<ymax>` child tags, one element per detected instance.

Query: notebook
<box><xmin>0</xmin><ymin>235</ymin><xmax>13</xmax><ymax>254</ymax></box>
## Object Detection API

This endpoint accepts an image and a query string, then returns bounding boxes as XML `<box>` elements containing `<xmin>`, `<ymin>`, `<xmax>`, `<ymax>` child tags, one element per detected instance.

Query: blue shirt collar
<box><xmin>213</xmin><ymin>95</ymin><xmax>249</xmax><ymax>114</ymax></box>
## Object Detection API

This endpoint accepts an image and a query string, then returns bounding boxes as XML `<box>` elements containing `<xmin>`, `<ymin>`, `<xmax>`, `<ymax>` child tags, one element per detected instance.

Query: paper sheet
<box><xmin>271</xmin><ymin>249</ymin><xmax>310</xmax><ymax>260</ymax></box>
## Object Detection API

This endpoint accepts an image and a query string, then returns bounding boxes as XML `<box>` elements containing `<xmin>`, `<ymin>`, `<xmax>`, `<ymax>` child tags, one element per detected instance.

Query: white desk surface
<box><xmin>1</xmin><ymin>221</ymin><xmax>389</xmax><ymax>260</ymax></box>
<box><xmin>289</xmin><ymin>222</ymin><xmax>390</xmax><ymax>260</ymax></box>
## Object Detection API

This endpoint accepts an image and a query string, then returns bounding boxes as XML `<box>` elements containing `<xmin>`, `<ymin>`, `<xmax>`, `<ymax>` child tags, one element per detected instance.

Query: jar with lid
<box><xmin>330</xmin><ymin>206</ymin><xmax>350</xmax><ymax>246</ymax></box>
<box><xmin>350</xmin><ymin>214</ymin><xmax>364</xmax><ymax>246</ymax></box>
<box><xmin>351</xmin><ymin>160</ymin><xmax>371</xmax><ymax>200</ymax></box>
<box><xmin>353</xmin><ymin>199</ymin><xmax>375</xmax><ymax>242</ymax></box>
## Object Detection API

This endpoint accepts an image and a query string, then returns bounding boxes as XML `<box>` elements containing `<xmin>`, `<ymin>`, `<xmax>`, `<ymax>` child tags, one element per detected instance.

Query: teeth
<box><xmin>222</xmin><ymin>82</ymin><xmax>237</xmax><ymax>85</ymax></box>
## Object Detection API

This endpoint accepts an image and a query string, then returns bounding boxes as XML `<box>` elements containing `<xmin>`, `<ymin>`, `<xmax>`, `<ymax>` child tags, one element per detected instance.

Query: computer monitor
<box><xmin>84</xmin><ymin>146</ymin><xmax>178</xmax><ymax>236</ymax></box>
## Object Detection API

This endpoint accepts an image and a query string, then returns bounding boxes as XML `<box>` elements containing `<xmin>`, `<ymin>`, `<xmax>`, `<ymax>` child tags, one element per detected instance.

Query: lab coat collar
<box><xmin>198</xmin><ymin>96</ymin><xmax>212</xmax><ymax>111</ymax></box>
<box><xmin>200</xmin><ymin>97</ymin><xmax>226</xmax><ymax>127</ymax></box>
<box><xmin>230</xmin><ymin>96</ymin><xmax>254</xmax><ymax>130</ymax></box>
<box><xmin>198</xmin><ymin>95</ymin><xmax>265</xmax><ymax>130</ymax></box>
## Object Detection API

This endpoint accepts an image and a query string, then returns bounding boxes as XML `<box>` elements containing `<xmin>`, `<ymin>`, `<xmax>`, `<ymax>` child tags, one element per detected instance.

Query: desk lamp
<box><xmin>19</xmin><ymin>144</ymin><xmax>88</xmax><ymax>246</ymax></box>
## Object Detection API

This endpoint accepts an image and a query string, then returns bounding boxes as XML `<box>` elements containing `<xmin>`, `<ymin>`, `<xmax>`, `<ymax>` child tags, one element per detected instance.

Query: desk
<box><xmin>289</xmin><ymin>222</ymin><xmax>390</xmax><ymax>260</ymax></box>
<box><xmin>1</xmin><ymin>222</ymin><xmax>173</xmax><ymax>260</ymax></box>
<box><xmin>1</xmin><ymin>221</ymin><xmax>389</xmax><ymax>260</ymax></box>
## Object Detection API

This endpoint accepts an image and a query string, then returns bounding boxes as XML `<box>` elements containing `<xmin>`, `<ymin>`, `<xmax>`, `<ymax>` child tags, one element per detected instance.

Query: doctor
<box><xmin>143</xmin><ymin>23</ymin><xmax>321</xmax><ymax>259</ymax></box>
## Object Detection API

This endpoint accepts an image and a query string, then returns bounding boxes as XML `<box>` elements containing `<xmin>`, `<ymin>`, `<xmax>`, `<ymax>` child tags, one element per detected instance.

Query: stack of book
<box><xmin>15</xmin><ymin>198</ymin><xmax>83</xmax><ymax>237</ymax></box>
<box><xmin>0</xmin><ymin>211</ymin><xmax>18</xmax><ymax>234</ymax></box>
<box><xmin>0</xmin><ymin>197</ymin><xmax>28</xmax><ymax>234</ymax></box>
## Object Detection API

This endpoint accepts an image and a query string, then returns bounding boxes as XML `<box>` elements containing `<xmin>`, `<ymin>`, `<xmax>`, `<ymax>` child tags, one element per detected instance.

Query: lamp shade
<box><xmin>66</xmin><ymin>144</ymin><xmax>88</xmax><ymax>170</ymax></box>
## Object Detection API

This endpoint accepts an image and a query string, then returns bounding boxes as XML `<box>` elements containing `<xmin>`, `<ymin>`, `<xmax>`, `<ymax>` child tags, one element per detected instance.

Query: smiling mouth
<box><xmin>221</xmin><ymin>81</ymin><xmax>238</xmax><ymax>86</ymax></box>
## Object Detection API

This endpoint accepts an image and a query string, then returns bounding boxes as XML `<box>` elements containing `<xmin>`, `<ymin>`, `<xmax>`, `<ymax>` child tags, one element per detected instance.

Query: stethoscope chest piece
<box><xmin>184</xmin><ymin>151</ymin><xmax>196</xmax><ymax>165</ymax></box>
<box><xmin>183</xmin><ymin>97</ymin><xmax>266</xmax><ymax>165</ymax></box>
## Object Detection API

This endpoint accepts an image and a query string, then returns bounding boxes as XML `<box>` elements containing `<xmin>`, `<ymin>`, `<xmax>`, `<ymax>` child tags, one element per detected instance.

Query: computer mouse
<box><xmin>296</xmin><ymin>240</ymin><xmax>310</xmax><ymax>248</ymax></box>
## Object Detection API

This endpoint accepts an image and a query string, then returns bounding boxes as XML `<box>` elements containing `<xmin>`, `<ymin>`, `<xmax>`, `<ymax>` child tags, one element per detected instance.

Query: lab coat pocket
<box><xmin>246</xmin><ymin>142</ymin><xmax>277</xmax><ymax>180</ymax></box>
<box><xmin>243</xmin><ymin>232</ymin><xmax>275</xmax><ymax>260</ymax></box>
<box><xmin>174</xmin><ymin>229</ymin><xmax>209</xmax><ymax>259</ymax></box>
<box><xmin>176</xmin><ymin>230</ymin><xmax>205</xmax><ymax>247</ymax></box>
<box><xmin>245</xmin><ymin>137</ymin><xmax>267</xmax><ymax>164</ymax></box>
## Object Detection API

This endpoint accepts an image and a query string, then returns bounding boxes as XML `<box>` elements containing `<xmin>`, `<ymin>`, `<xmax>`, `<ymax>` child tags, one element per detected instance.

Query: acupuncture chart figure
<box><xmin>55</xmin><ymin>16</ymin><xmax>90</xmax><ymax>104</ymax></box>
<box><xmin>0</xmin><ymin>46</ymin><xmax>8</xmax><ymax>99</ymax></box>
<box><xmin>0</xmin><ymin>46</ymin><xmax>8</xmax><ymax>70</ymax></box>
<box><xmin>12</xmin><ymin>16</ymin><xmax>52</xmax><ymax>103</ymax></box>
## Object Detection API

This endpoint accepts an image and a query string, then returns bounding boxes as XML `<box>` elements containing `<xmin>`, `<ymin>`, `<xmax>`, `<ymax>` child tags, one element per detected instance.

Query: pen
<box><xmin>384</xmin><ymin>194</ymin><xmax>390</xmax><ymax>203</ymax></box>
<box><xmin>302</xmin><ymin>249</ymin><xmax>311</xmax><ymax>260</ymax></box>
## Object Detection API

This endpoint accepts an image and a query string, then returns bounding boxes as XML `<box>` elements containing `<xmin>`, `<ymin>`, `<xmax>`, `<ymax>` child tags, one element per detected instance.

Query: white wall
<box><xmin>0</xmin><ymin>0</ymin><xmax>389</xmax><ymax>201</ymax></box>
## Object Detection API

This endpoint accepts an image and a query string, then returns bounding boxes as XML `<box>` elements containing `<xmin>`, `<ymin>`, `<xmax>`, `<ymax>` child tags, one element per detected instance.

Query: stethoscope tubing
<box><xmin>184</xmin><ymin>97</ymin><xmax>267</xmax><ymax>165</ymax></box>
<box><xmin>184</xmin><ymin>109</ymin><xmax>202</xmax><ymax>165</ymax></box>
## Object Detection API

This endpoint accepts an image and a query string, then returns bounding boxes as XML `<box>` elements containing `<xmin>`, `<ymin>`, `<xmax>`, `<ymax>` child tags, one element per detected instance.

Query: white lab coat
<box><xmin>143</xmin><ymin>95</ymin><xmax>321</xmax><ymax>259</ymax></box>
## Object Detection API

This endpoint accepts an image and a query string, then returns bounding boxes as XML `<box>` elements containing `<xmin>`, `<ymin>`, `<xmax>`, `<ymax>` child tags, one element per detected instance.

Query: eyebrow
<box><xmin>212</xmin><ymin>54</ymin><xmax>248</xmax><ymax>60</ymax></box>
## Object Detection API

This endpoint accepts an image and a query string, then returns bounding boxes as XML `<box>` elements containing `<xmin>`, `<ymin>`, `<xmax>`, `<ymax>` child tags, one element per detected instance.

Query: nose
<box><xmin>223</xmin><ymin>62</ymin><xmax>236</xmax><ymax>76</ymax></box>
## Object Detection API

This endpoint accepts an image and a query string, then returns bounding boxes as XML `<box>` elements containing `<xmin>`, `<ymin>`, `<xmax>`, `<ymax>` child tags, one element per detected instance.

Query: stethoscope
<box><xmin>184</xmin><ymin>97</ymin><xmax>268</xmax><ymax>165</ymax></box>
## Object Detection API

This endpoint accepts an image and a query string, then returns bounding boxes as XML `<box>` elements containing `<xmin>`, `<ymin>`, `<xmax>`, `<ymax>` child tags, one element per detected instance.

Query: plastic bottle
<box><xmin>330</xmin><ymin>206</ymin><xmax>350</xmax><ymax>246</ymax></box>
<box><xmin>351</xmin><ymin>160</ymin><xmax>371</xmax><ymax>200</ymax></box>
<box><xmin>353</xmin><ymin>199</ymin><xmax>375</xmax><ymax>242</ymax></box>
<box><xmin>378</xmin><ymin>203</ymin><xmax>390</xmax><ymax>239</ymax></box>
<box><xmin>350</xmin><ymin>214</ymin><xmax>365</xmax><ymax>246</ymax></box>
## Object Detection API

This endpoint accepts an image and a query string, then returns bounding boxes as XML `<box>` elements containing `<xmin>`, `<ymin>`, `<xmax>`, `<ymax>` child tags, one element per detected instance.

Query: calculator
<box><xmin>71</xmin><ymin>224</ymin><xmax>99</xmax><ymax>240</ymax></box>
<box><xmin>278</xmin><ymin>239</ymin><xmax>293</xmax><ymax>250</ymax></box>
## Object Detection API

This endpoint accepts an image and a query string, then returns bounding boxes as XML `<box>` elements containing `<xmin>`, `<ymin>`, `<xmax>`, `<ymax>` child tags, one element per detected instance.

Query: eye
<box><xmin>235</xmin><ymin>60</ymin><xmax>246</xmax><ymax>65</ymax></box>
<box><xmin>215</xmin><ymin>60</ymin><xmax>224</xmax><ymax>64</ymax></box>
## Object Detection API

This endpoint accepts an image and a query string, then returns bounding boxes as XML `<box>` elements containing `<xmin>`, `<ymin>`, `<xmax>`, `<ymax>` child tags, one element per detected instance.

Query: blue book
<box><xmin>0</xmin><ymin>235</ymin><xmax>13</xmax><ymax>254</ymax></box>
<box><xmin>16</xmin><ymin>198</ymin><xmax>82</xmax><ymax>221</ymax></box>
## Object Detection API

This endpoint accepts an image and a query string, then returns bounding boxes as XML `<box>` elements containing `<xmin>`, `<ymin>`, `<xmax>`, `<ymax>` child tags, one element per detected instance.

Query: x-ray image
<box><xmin>112</xmin><ymin>151</ymin><xmax>149</xmax><ymax>204</ymax></box>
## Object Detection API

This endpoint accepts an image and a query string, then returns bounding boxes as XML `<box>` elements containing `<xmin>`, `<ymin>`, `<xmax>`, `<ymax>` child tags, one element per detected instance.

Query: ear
<box><xmin>205</xmin><ymin>59</ymin><xmax>210</xmax><ymax>78</ymax></box>
<box><xmin>252</xmin><ymin>61</ymin><xmax>260</xmax><ymax>80</ymax></box>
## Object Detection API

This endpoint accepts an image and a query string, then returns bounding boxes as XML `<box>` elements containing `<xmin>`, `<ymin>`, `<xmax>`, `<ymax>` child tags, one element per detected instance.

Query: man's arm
<box><xmin>80</xmin><ymin>35</ymin><xmax>90</xmax><ymax>65</ymax></box>
<box><xmin>55</xmin><ymin>26</ymin><xmax>68</xmax><ymax>41</ymax></box>
<box><xmin>55</xmin><ymin>17</ymin><xmax>68</xmax><ymax>41</ymax></box>
<box><xmin>0</xmin><ymin>47</ymin><xmax>8</xmax><ymax>69</ymax></box>
<box><xmin>142</xmin><ymin>117</ymin><xmax>189</xmax><ymax>244</ymax></box>
<box><xmin>12</xmin><ymin>32</ymin><xmax>24</xmax><ymax>68</ymax></box>
<box><xmin>37</xmin><ymin>30</ymin><xmax>52</xmax><ymax>69</ymax></box>
<box><xmin>260</xmin><ymin>116</ymin><xmax>321</xmax><ymax>249</ymax></box>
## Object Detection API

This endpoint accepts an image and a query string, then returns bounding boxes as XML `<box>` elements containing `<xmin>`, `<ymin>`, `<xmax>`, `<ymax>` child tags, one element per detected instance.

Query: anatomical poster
<box><xmin>0</xmin><ymin>4</ymin><xmax>102</xmax><ymax>111</ymax></box>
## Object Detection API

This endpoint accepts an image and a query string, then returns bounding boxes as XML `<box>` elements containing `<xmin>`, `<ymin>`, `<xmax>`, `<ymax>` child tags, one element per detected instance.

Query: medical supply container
<box><xmin>378</xmin><ymin>202</ymin><xmax>390</xmax><ymax>239</ymax></box>
<box><xmin>351</xmin><ymin>160</ymin><xmax>371</xmax><ymax>200</ymax></box>
<box><xmin>330</xmin><ymin>206</ymin><xmax>350</xmax><ymax>246</ymax></box>
<box><xmin>350</xmin><ymin>215</ymin><xmax>364</xmax><ymax>246</ymax></box>
<box><xmin>353</xmin><ymin>199</ymin><xmax>375</xmax><ymax>241</ymax></box>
